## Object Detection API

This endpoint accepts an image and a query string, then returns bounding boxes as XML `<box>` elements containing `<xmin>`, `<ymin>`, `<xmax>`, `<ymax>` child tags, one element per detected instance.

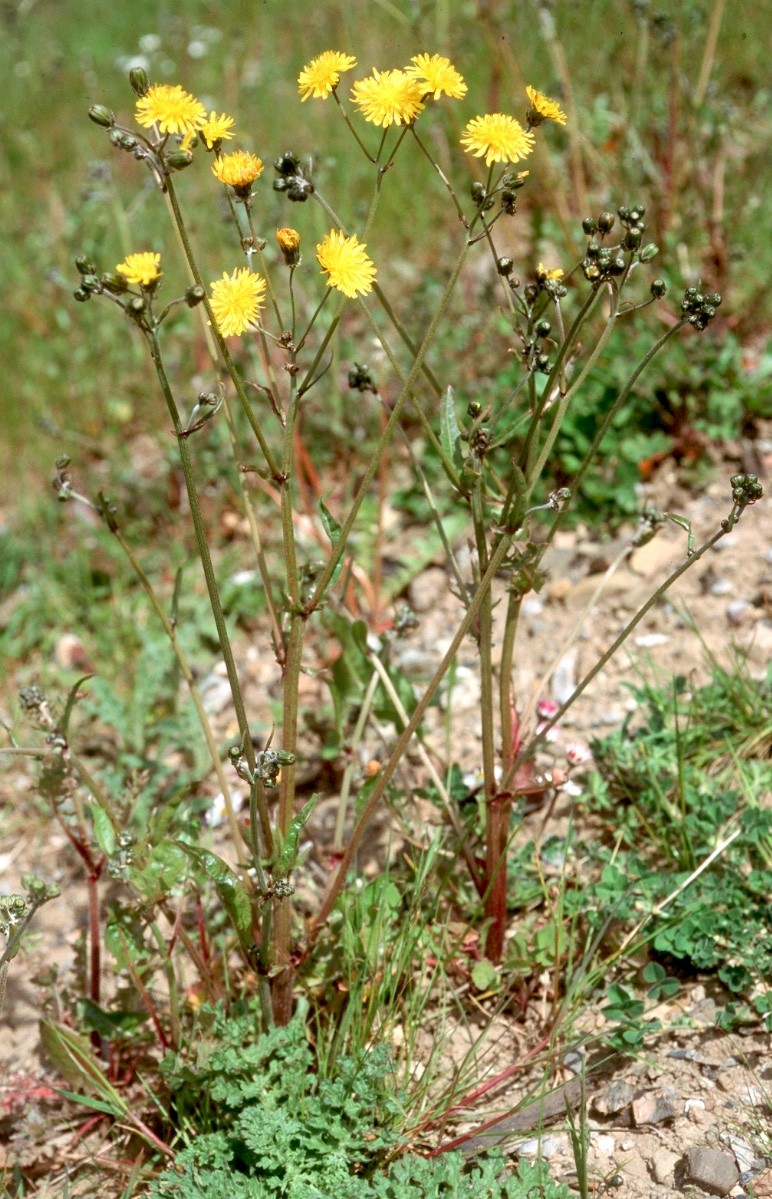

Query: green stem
<box><xmin>164</xmin><ymin>179</ymin><xmax>282</xmax><ymax>480</ymax></box>
<box><xmin>519</xmin><ymin>288</ymin><xmax>600</xmax><ymax>475</ymax></box>
<box><xmin>304</xmin><ymin>238</ymin><xmax>472</xmax><ymax>614</ymax></box>
<box><xmin>539</xmin><ymin>318</ymin><xmax>688</xmax><ymax>557</ymax></box>
<box><xmin>526</xmin><ymin>283</ymin><xmax>619</xmax><ymax>497</ymax></box>
<box><xmin>273</xmin><ymin>372</ymin><xmax>304</xmax><ymax>1024</ymax></box>
<box><xmin>147</xmin><ymin>330</ymin><xmax>273</xmax><ymax>856</ymax></box>
<box><xmin>113</xmin><ymin>527</ymin><xmax>246</xmax><ymax>862</ymax></box>
<box><xmin>305</xmin><ymin>525</ymin><xmax>517</xmax><ymax>949</ymax></box>
<box><xmin>358</xmin><ymin>301</ymin><xmax>460</xmax><ymax>489</ymax></box>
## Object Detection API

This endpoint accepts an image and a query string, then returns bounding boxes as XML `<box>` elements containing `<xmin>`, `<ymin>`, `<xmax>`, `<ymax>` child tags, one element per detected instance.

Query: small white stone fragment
<box><xmin>635</xmin><ymin>633</ymin><xmax>670</xmax><ymax>648</ymax></box>
<box><xmin>726</xmin><ymin>600</ymin><xmax>750</xmax><ymax>627</ymax></box>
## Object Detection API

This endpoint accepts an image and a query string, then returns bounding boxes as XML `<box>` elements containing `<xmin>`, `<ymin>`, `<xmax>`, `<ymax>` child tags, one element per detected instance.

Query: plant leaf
<box><xmin>440</xmin><ymin>386</ymin><xmax>463</xmax><ymax>469</ymax></box>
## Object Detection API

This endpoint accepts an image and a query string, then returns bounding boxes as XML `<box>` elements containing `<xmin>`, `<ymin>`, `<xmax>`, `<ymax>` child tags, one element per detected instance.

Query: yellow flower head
<box><xmin>460</xmin><ymin>113</ymin><xmax>535</xmax><ymax>167</ymax></box>
<box><xmin>350</xmin><ymin>68</ymin><xmax>425</xmax><ymax>128</ymax></box>
<box><xmin>536</xmin><ymin>262</ymin><xmax>564</xmax><ymax>282</ymax></box>
<box><xmin>135</xmin><ymin>84</ymin><xmax>206</xmax><ymax>136</ymax></box>
<box><xmin>525</xmin><ymin>86</ymin><xmax>567</xmax><ymax>127</ymax></box>
<box><xmin>115</xmin><ymin>252</ymin><xmax>162</xmax><ymax>288</ymax></box>
<box><xmin>209</xmin><ymin>268</ymin><xmax>266</xmax><ymax>337</ymax></box>
<box><xmin>211</xmin><ymin>150</ymin><xmax>264</xmax><ymax>194</ymax></box>
<box><xmin>316</xmin><ymin>229</ymin><xmax>376</xmax><ymax>298</ymax></box>
<box><xmin>406</xmin><ymin>53</ymin><xmax>467</xmax><ymax>100</ymax></box>
<box><xmin>298</xmin><ymin>51</ymin><xmax>357</xmax><ymax>101</ymax></box>
<box><xmin>200</xmin><ymin>111</ymin><xmax>236</xmax><ymax>148</ymax></box>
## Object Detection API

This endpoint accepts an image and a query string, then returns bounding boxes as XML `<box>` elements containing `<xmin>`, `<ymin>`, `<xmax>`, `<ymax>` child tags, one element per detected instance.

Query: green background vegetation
<box><xmin>1</xmin><ymin>0</ymin><xmax>769</xmax><ymax>500</ymax></box>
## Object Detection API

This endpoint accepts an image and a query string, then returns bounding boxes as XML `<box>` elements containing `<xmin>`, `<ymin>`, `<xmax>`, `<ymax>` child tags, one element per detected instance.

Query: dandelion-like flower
<box><xmin>406</xmin><ymin>53</ymin><xmax>467</xmax><ymax>100</ymax></box>
<box><xmin>298</xmin><ymin>51</ymin><xmax>357</xmax><ymax>101</ymax></box>
<box><xmin>200</xmin><ymin>111</ymin><xmax>235</xmax><ymax>148</ymax></box>
<box><xmin>316</xmin><ymin>230</ymin><xmax>376</xmax><ymax>298</ymax></box>
<box><xmin>211</xmin><ymin>150</ymin><xmax>264</xmax><ymax>194</ymax></box>
<box><xmin>526</xmin><ymin>86</ymin><xmax>567</xmax><ymax>127</ymax></box>
<box><xmin>537</xmin><ymin>262</ymin><xmax>564</xmax><ymax>281</ymax></box>
<box><xmin>460</xmin><ymin>113</ymin><xmax>535</xmax><ymax>166</ymax></box>
<box><xmin>115</xmin><ymin>252</ymin><xmax>162</xmax><ymax>288</ymax></box>
<box><xmin>350</xmin><ymin>68</ymin><xmax>425</xmax><ymax>127</ymax></box>
<box><xmin>209</xmin><ymin>268</ymin><xmax>266</xmax><ymax>336</ymax></box>
<box><xmin>135</xmin><ymin>84</ymin><xmax>206</xmax><ymax>136</ymax></box>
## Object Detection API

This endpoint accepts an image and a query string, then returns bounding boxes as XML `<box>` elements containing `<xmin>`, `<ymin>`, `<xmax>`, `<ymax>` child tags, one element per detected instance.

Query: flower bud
<box><xmin>129</xmin><ymin>66</ymin><xmax>150</xmax><ymax>97</ymax></box>
<box><xmin>274</xmin><ymin>152</ymin><xmax>301</xmax><ymax>176</ymax></box>
<box><xmin>617</xmin><ymin>204</ymin><xmax>631</xmax><ymax>221</ymax></box>
<box><xmin>273</xmin><ymin>177</ymin><xmax>288</xmax><ymax>192</ymax></box>
<box><xmin>582</xmin><ymin>216</ymin><xmax>597</xmax><ymax>234</ymax></box>
<box><xmin>496</xmin><ymin>256</ymin><xmax>513</xmax><ymax>276</ymax></box>
<box><xmin>536</xmin><ymin>320</ymin><xmax>552</xmax><ymax>338</ymax></box>
<box><xmin>75</xmin><ymin>255</ymin><xmax>96</xmax><ymax>275</ymax></box>
<box><xmin>639</xmin><ymin>242</ymin><xmax>659</xmax><ymax>262</ymax></box>
<box><xmin>467</xmin><ymin>400</ymin><xmax>482</xmax><ymax>417</ymax></box>
<box><xmin>88</xmin><ymin>104</ymin><xmax>115</xmax><ymax>128</ymax></box>
<box><xmin>287</xmin><ymin>176</ymin><xmax>313</xmax><ymax>202</ymax></box>
<box><xmin>597</xmin><ymin>211</ymin><xmax>615</xmax><ymax>233</ymax></box>
<box><xmin>650</xmin><ymin>278</ymin><xmax>667</xmax><ymax>298</ymax></box>
<box><xmin>276</xmin><ymin>227</ymin><xmax>301</xmax><ymax>265</ymax></box>
<box><xmin>73</xmin><ymin>287</ymin><xmax>90</xmax><ymax>302</ymax></box>
<box><xmin>524</xmin><ymin>283</ymin><xmax>539</xmax><ymax>303</ymax></box>
<box><xmin>100</xmin><ymin>272</ymin><xmax>128</xmax><ymax>293</ymax></box>
<box><xmin>705</xmin><ymin>292</ymin><xmax>722</xmax><ymax>307</ymax></box>
<box><xmin>471</xmin><ymin>181</ymin><xmax>486</xmax><ymax>203</ymax></box>
<box><xmin>630</xmin><ymin>204</ymin><xmax>645</xmax><ymax>221</ymax></box>
<box><xmin>608</xmin><ymin>255</ymin><xmax>626</xmax><ymax>275</ymax></box>
<box><xmin>185</xmin><ymin>285</ymin><xmax>206</xmax><ymax>307</ymax></box>
<box><xmin>128</xmin><ymin>296</ymin><xmax>146</xmax><ymax>316</ymax></box>
<box><xmin>165</xmin><ymin>149</ymin><xmax>194</xmax><ymax>170</ymax></box>
<box><xmin>623</xmin><ymin>228</ymin><xmax>642</xmax><ymax>250</ymax></box>
<box><xmin>80</xmin><ymin>273</ymin><xmax>101</xmax><ymax>293</ymax></box>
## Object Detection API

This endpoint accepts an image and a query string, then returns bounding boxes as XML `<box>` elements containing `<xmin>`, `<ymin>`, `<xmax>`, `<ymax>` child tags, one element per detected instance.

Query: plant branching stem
<box><xmin>305</xmin><ymin>526</ymin><xmax>517</xmax><ymax>949</ymax></box>
<box><xmin>147</xmin><ymin>331</ymin><xmax>273</xmax><ymax>855</ymax></box>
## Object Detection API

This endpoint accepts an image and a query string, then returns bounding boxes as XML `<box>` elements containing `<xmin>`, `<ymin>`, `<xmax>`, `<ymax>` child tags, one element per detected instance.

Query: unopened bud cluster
<box><xmin>273</xmin><ymin>151</ymin><xmax>314</xmax><ymax>202</ymax></box>
<box><xmin>729</xmin><ymin>473</ymin><xmax>763</xmax><ymax>509</ymax></box>
<box><xmin>580</xmin><ymin>203</ymin><xmax>659</xmax><ymax>287</ymax></box>
<box><xmin>681</xmin><ymin>286</ymin><xmax>722</xmax><ymax>331</ymax></box>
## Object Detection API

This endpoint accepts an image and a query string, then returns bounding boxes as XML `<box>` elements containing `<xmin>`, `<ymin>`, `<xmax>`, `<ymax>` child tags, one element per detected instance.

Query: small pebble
<box><xmin>710</xmin><ymin>578</ymin><xmax>734</xmax><ymax>596</ymax></box>
<box><xmin>726</xmin><ymin>600</ymin><xmax>750</xmax><ymax>627</ymax></box>
<box><xmin>635</xmin><ymin>632</ymin><xmax>670</xmax><ymax>648</ymax></box>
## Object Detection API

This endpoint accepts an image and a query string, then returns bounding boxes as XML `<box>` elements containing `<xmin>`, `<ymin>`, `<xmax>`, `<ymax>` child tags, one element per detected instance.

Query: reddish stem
<box><xmin>483</xmin><ymin>795</ymin><xmax>511</xmax><ymax>962</ymax></box>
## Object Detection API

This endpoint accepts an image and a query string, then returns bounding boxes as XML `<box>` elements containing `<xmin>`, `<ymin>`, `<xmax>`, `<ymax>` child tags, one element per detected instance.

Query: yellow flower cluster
<box><xmin>209</xmin><ymin>268</ymin><xmax>266</xmax><ymax>337</ymax></box>
<box><xmin>115</xmin><ymin>252</ymin><xmax>162</xmax><ymax>288</ymax></box>
<box><xmin>297</xmin><ymin>50</ymin><xmax>467</xmax><ymax>127</ymax></box>
<box><xmin>200</xmin><ymin>111</ymin><xmax>235</xmax><ymax>148</ymax></box>
<box><xmin>212</xmin><ymin>150</ymin><xmax>264</xmax><ymax>192</ymax></box>
<box><xmin>526</xmin><ymin>86</ymin><xmax>567</xmax><ymax>126</ymax></box>
<box><xmin>298</xmin><ymin>51</ymin><xmax>357</xmax><ymax>100</ymax></box>
<box><xmin>460</xmin><ymin>113</ymin><xmax>534</xmax><ymax>167</ymax></box>
<box><xmin>316</xmin><ymin>230</ymin><xmax>376</xmax><ymax>298</ymax></box>
<box><xmin>135</xmin><ymin>84</ymin><xmax>206</xmax><ymax>136</ymax></box>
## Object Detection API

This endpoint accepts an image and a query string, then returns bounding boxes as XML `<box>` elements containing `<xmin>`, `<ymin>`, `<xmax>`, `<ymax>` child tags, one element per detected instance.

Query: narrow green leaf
<box><xmin>319</xmin><ymin>499</ymin><xmax>344</xmax><ymax>589</ymax></box>
<box><xmin>60</xmin><ymin>674</ymin><xmax>93</xmax><ymax>739</ymax></box>
<box><xmin>175</xmin><ymin>842</ymin><xmax>253</xmax><ymax>947</ymax></box>
<box><xmin>91</xmin><ymin>802</ymin><xmax>117</xmax><ymax>857</ymax></box>
<box><xmin>56</xmin><ymin>1088</ymin><xmax>122</xmax><ymax>1116</ymax></box>
<box><xmin>440</xmin><ymin>386</ymin><xmax>463</xmax><ymax>468</ymax></box>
